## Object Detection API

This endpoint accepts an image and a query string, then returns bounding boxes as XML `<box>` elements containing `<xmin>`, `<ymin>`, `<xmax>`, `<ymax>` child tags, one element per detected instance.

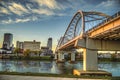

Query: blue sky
<box><xmin>0</xmin><ymin>0</ymin><xmax>120</xmax><ymax>50</ymax></box>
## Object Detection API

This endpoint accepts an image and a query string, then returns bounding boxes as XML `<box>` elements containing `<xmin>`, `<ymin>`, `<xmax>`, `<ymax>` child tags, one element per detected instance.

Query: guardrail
<box><xmin>87</xmin><ymin>11</ymin><xmax>120</xmax><ymax>32</ymax></box>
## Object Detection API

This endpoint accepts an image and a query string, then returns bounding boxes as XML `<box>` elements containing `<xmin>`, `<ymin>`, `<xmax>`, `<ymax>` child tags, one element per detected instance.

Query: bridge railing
<box><xmin>87</xmin><ymin>11</ymin><xmax>120</xmax><ymax>32</ymax></box>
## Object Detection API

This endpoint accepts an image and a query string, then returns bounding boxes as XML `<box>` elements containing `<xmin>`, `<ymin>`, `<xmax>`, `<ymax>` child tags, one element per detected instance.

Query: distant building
<box><xmin>16</xmin><ymin>40</ymin><xmax>41</xmax><ymax>52</ymax></box>
<box><xmin>16</xmin><ymin>41</ymin><xmax>24</xmax><ymax>49</ymax></box>
<box><xmin>98</xmin><ymin>53</ymin><xmax>111</xmax><ymax>58</ymax></box>
<box><xmin>24</xmin><ymin>40</ymin><xmax>40</xmax><ymax>51</ymax></box>
<box><xmin>2</xmin><ymin>33</ymin><xmax>13</xmax><ymax>50</ymax></box>
<box><xmin>41</xmin><ymin>46</ymin><xmax>49</xmax><ymax>53</ymax></box>
<box><xmin>47</xmin><ymin>37</ymin><xmax>52</xmax><ymax>50</ymax></box>
<box><xmin>16</xmin><ymin>41</ymin><xmax>24</xmax><ymax>53</ymax></box>
<box><xmin>41</xmin><ymin>46</ymin><xmax>53</xmax><ymax>56</ymax></box>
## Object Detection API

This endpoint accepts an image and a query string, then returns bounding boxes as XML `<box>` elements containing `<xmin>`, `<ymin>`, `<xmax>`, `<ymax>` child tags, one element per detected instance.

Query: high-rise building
<box><xmin>2</xmin><ymin>33</ymin><xmax>13</xmax><ymax>50</ymax></box>
<box><xmin>47</xmin><ymin>37</ymin><xmax>52</xmax><ymax>50</ymax></box>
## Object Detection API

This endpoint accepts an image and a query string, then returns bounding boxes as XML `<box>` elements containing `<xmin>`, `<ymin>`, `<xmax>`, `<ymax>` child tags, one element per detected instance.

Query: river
<box><xmin>0</xmin><ymin>59</ymin><xmax>120</xmax><ymax>76</ymax></box>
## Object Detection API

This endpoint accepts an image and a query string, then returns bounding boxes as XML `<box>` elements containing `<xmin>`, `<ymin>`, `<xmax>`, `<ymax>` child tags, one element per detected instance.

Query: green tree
<box><xmin>24</xmin><ymin>49</ymin><xmax>31</xmax><ymax>57</ymax></box>
<box><xmin>14</xmin><ymin>48</ymin><xmax>20</xmax><ymax>54</ymax></box>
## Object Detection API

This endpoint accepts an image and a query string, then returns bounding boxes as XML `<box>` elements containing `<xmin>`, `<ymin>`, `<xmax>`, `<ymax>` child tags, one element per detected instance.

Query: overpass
<box><xmin>55</xmin><ymin>10</ymin><xmax>120</xmax><ymax>72</ymax></box>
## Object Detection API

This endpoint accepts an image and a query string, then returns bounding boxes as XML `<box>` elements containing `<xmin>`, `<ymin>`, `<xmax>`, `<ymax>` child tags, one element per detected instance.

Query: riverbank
<box><xmin>1</xmin><ymin>55</ymin><xmax>120</xmax><ymax>62</ymax></box>
<box><xmin>0</xmin><ymin>72</ymin><xmax>120</xmax><ymax>80</ymax></box>
<box><xmin>1</xmin><ymin>56</ymin><xmax>54</xmax><ymax>61</ymax></box>
<box><xmin>0</xmin><ymin>75</ymin><xmax>112</xmax><ymax>80</ymax></box>
<box><xmin>0</xmin><ymin>72</ymin><xmax>112</xmax><ymax>79</ymax></box>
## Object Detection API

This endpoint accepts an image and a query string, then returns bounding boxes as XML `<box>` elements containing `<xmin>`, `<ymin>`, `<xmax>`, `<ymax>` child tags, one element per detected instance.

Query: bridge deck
<box><xmin>87</xmin><ymin>11</ymin><xmax>120</xmax><ymax>40</ymax></box>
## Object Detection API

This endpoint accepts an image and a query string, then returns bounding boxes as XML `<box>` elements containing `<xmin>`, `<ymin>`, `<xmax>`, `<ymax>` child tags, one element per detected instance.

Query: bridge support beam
<box><xmin>83</xmin><ymin>49</ymin><xmax>98</xmax><ymax>71</ymax></box>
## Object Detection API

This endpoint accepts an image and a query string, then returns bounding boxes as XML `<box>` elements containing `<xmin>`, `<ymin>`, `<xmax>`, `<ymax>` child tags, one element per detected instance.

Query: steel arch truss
<box><xmin>57</xmin><ymin>10</ymin><xmax>110</xmax><ymax>50</ymax></box>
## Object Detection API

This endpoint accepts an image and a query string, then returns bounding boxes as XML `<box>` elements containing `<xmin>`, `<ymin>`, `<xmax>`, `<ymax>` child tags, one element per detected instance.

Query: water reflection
<box><xmin>98</xmin><ymin>62</ymin><xmax>120</xmax><ymax>76</ymax></box>
<box><xmin>0</xmin><ymin>60</ymin><xmax>120</xmax><ymax>76</ymax></box>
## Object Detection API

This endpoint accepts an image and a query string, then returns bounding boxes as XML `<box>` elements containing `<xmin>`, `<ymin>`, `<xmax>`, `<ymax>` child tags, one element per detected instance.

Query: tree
<box><xmin>14</xmin><ymin>48</ymin><xmax>20</xmax><ymax>54</ymax></box>
<box><xmin>24</xmin><ymin>49</ymin><xmax>31</xmax><ymax>57</ymax></box>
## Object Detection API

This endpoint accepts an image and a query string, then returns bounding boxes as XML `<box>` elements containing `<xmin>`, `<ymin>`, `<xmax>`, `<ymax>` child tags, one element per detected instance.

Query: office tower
<box><xmin>47</xmin><ymin>37</ymin><xmax>52</xmax><ymax>50</ymax></box>
<box><xmin>2</xmin><ymin>33</ymin><xmax>13</xmax><ymax>50</ymax></box>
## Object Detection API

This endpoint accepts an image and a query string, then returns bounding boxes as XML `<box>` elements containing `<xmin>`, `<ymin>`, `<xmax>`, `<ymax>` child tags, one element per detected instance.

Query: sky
<box><xmin>0</xmin><ymin>0</ymin><xmax>120</xmax><ymax>51</ymax></box>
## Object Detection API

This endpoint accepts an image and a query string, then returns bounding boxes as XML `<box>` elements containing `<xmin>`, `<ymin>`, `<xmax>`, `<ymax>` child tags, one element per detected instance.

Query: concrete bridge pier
<box><xmin>83</xmin><ymin>49</ymin><xmax>98</xmax><ymax>71</ymax></box>
<box><xmin>74</xmin><ymin>48</ymin><xmax>111</xmax><ymax>76</ymax></box>
<box><xmin>70</xmin><ymin>52</ymin><xmax>76</xmax><ymax>63</ymax></box>
<box><xmin>62</xmin><ymin>53</ymin><xmax>65</xmax><ymax>60</ymax></box>
<box><xmin>57</xmin><ymin>52</ymin><xmax>65</xmax><ymax>63</ymax></box>
<box><xmin>54</xmin><ymin>53</ymin><xmax>58</xmax><ymax>60</ymax></box>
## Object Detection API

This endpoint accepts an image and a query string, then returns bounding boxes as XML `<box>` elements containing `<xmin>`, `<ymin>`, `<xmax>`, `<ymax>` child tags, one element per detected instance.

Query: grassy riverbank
<box><xmin>98</xmin><ymin>58</ymin><xmax>120</xmax><ymax>62</ymax></box>
<box><xmin>0</xmin><ymin>71</ymin><xmax>120</xmax><ymax>80</ymax></box>
<box><xmin>1</xmin><ymin>55</ymin><xmax>120</xmax><ymax>62</ymax></box>
<box><xmin>0</xmin><ymin>71</ymin><xmax>113</xmax><ymax>79</ymax></box>
<box><xmin>2</xmin><ymin>56</ymin><xmax>54</xmax><ymax>61</ymax></box>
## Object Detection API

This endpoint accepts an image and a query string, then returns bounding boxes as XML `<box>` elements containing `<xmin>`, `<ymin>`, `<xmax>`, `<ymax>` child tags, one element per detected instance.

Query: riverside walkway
<box><xmin>0</xmin><ymin>75</ymin><xmax>109</xmax><ymax>80</ymax></box>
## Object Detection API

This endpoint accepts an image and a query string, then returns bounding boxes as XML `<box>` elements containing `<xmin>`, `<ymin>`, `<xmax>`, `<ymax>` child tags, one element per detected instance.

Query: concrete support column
<box><xmin>57</xmin><ymin>52</ymin><xmax>64</xmax><ymax>62</ymax></box>
<box><xmin>58</xmin><ymin>53</ymin><xmax>62</xmax><ymax>61</ymax></box>
<box><xmin>62</xmin><ymin>53</ymin><xmax>64</xmax><ymax>60</ymax></box>
<box><xmin>83</xmin><ymin>49</ymin><xmax>98</xmax><ymax>71</ymax></box>
<box><xmin>54</xmin><ymin>53</ymin><xmax>57</xmax><ymax>60</ymax></box>
<box><xmin>71</xmin><ymin>52</ymin><xmax>75</xmax><ymax>62</ymax></box>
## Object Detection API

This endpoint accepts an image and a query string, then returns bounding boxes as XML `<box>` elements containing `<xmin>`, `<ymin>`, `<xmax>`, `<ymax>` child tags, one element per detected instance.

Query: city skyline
<box><xmin>0</xmin><ymin>0</ymin><xmax>120</xmax><ymax>51</ymax></box>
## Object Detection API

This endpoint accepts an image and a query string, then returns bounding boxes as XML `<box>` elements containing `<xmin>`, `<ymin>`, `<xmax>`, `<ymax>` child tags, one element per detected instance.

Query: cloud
<box><xmin>0</xmin><ymin>0</ymin><xmax>119</xmax><ymax>24</ymax></box>
<box><xmin>32</xmin><ymin>8</ymin><xmax>55</xmax><ymax>16</ymax></box>
<box><xmin>15</xmin><ymin>18</ymin><xmax>30</xmax><ymax>23</ymax></box>
<box><xmin>0</xmin><ymin>7</ymin><xmax>10</xmax><ymax>14</ymax></box>
<box><xmin>0</xmin><ymin>0</ymin><xmax>71</xmax><ymax>24</ymax></box>
<box><xmin>1</xmin><ymin>16</ymin><xmax>38</xmax><ymax>24</ymax></box>
<box><xmin>32</xmin><ymin>0</ymin><xmax>62</xmax><ymax>10</ymax></box>
<box><xmin>15</xmin><ymin>16</ymin><xmax>38</xmax><ymax>23</ymax></box>
<box><xmin>93</xmin><ymin>0</ymin><xmax>120</xmax><ymax>15</ymax></box>
<box><xmin>96</xmin><ymin>0</ymin><xmax>115</xmax><ymax>8</ymax></box>
<box><xmin>8</xmin><ymin>2</ymin><xmax>29</xmax><ymax>16</ymax></box>
<box><xmin>1</xmin><ymin>18</ymin><xmax>13</xmax><ymax>24</ymax></box>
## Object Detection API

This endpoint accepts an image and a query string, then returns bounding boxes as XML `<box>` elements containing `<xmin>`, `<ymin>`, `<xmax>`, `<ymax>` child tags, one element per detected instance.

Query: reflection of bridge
<box><xmin>55</xmin><ymin>10</ymin><xmax>120</xmax><ymax>72</ymax></box>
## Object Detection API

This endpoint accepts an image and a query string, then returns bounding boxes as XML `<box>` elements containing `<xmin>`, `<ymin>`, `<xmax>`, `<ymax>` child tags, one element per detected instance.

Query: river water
<box><xmin>0</xmin><ymin>60</ymin><xmax>120</xmax><ymax>76</ymax></box>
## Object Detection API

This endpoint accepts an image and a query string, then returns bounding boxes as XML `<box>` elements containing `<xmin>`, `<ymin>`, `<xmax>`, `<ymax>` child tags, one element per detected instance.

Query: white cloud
<box><xmin>31</xmin><ymin>16</ymin><xmax>38</xmax><ymax>21</ymax></box>
<box><xmin>1</xmin><ymin>18</ymin><xmax>13</xmax><ymax>24</ymax></box>
<box><xmin>92</xmin><ymin>0</ymin><xmax>119</xmax><ymax>15</ymax></box>
<box><xmin>104</xmin><ymin>0</ymin><xmax>116</xmax><ymax>7</ymax></box>
<box><xmin>32</xmin><ymin>8</ymin><xmax>55</xmax><ymax>15</ymax></box>
<box><xmin>1</xmin><ymin>16</ymin><xmax>38</xmax><ymax>24</ymax></box>
<box><xmin>15</xmin><ymin>18</ymin><xmax>30</xmax><ymax>23</ymax></box>
<box><xmin>32</xmin><ymin>0</ymin><xmax>61</xmax><ymax>9</ymax></box>
<box><xmin>95</xmin><ymin>0</ymin><xmax>116</xmax><ymax>10</ymax></box>
<box><xmin>8</xmin><ymin>2</ymin><xmax>29</xmax><ymax>16</ymax></box>
<box><xmin>26</xmin><ymin>3</ymin><xmax>33</xmax><ymax>10</ymax></box>
<box><xmin>0</xmin><ymin>7</ymin><xmax>10</xmax><ymax>14</ymax></box>
<box><xmin>15</xmin><ymin>16</ymin><xmax>38</xmax><ymax>23</ymax></box>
